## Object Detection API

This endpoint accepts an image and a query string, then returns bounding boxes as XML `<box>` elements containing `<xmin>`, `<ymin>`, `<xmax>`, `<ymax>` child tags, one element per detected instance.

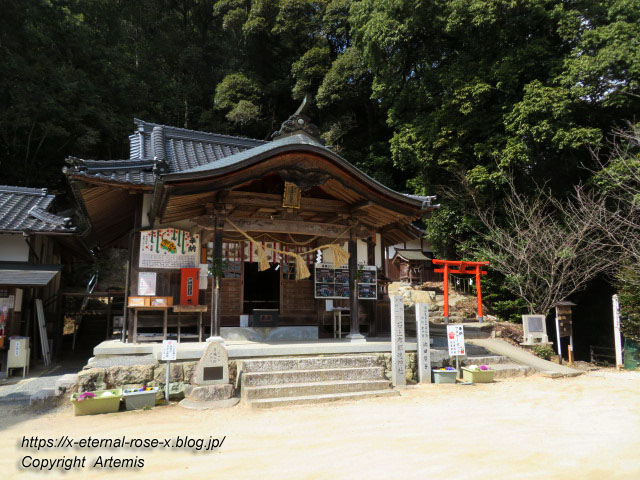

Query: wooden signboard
<box><xmin>139</xmin><ymin>229</ymin><xmax>200</xmax><ymax>269</ymax></box>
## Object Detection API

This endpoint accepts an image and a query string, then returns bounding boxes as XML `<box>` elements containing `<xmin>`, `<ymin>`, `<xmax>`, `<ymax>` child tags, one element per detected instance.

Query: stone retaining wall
<box><xmin>375</xmin><ymin>351</ymin><xmax>449</xmax><ymax>383</ymax></box>
<box><xmin>76</xmin><ymin>360</ymin><xmax>238</xmax><ymax>401</ymax></box>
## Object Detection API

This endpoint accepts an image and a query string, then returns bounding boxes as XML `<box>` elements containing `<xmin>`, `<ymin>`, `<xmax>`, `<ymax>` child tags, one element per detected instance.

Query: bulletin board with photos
<box><xmin>314</xmin><ymin>263</ymin><xmax>377</xmax><ymax>300</ymax></box>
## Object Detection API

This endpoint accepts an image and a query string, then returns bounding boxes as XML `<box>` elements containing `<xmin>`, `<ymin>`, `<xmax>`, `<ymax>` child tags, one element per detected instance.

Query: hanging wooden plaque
<box><xmin>282</xmin><ymin>182</ymin><xmax>301</xmax><ymax>209</ymax></box>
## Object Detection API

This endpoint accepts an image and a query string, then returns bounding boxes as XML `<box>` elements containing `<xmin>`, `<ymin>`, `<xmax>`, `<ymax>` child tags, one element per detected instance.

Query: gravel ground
<box><xmin>1</xmin><ymin>370</ymin><xmax>639</xmax><ymax>479</ymax></box>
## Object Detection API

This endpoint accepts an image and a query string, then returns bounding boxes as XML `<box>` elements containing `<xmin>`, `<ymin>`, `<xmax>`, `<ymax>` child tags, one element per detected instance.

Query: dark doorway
<box><xmin>243</xmin><ymin>262</ymin><xmax>280</xmax><ymax>313</ymax></box>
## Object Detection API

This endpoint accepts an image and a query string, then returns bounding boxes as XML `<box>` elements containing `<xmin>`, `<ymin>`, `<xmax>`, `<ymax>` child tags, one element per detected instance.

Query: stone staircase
<box><xmin>460</xmin><ymin>344</ymin><xmax>535</xmax><ymax>378</ymax></box>
<box><xmin>241</xmin><ymin>355</ymin><xmax>399</xmax><ymax>408</ymax></box>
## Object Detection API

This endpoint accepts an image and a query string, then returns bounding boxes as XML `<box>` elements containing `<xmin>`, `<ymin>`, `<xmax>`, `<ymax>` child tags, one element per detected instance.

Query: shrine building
<box><xmin>64</xmin><ymin>114</ymin><xmax>437</xmax><ymax>345</ymax></box>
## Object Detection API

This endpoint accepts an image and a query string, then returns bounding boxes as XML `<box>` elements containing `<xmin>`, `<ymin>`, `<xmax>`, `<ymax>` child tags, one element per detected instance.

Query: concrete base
<box><xmin>221</xmin><ymin>327</ymin><xmax>318</xmax><ymax>341</ymax></box>
<box><xmin>179</xmin><ymin>397</ymin><xmax>240</xmax><ymax>410</ymax></box>
<box><xmin>206</xmin><ymin>336</ymin><xmax>225</xmax><ymax>344</ymax></box>
<box><xmin>345</xmin><ymin>333</ymin><xmax>366</xmax><ymax>343</ymax></box>
<box><xmin>520</xmin><ymin>341</ymin><xmax>554</xmax><ymax>347</ymax></box>
<box><xmin>184</xmin><ymin>384</ymin><xmax>234</xmax><ymax>402</ymax></box>
<box><xmin>93</xmin><ymin>338</ymin><xmax>428</xmax><ymax>362</ymax></box>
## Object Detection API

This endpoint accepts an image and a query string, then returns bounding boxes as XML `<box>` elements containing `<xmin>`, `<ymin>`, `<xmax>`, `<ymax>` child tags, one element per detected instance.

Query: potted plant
<box><xmin>432</xmin><ymin>366</ymin><xmax>458</xmax><ymax>384</ymax></box>
<box><xmin>122</xmin><ymin>386</ymin><xmax>159</xmax><ymax>411</ymax></box>
<box><xmin>461</xmin><ymin>365</ymin><xmax>495</xmax><ymax>383</ymax></box>
<box><xmin>70</xmin><ymin>389</ymin><xmax>123</xmax><ymax>416</ymax></box>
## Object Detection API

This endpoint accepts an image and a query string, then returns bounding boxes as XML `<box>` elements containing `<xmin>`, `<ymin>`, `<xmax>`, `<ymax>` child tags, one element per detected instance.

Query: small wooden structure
<box><xmin>0</xmin><ymin>186</ymin><xmax>86</xmax><ymax>363</ymax></box>
<box><xmin>65</xmin><ymin>116</ymin><xmax>437</xmax><ymax>342</ymax></box>
<box><xmin>390</xmin><ymin>249</ymin><xmax>435</xmax><ymax>284</ymax></box>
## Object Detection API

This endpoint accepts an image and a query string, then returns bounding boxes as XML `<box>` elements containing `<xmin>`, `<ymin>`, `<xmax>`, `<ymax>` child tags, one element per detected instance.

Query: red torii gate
<box><xmin>432</xmin><ymin>259</ymin><xmax>490</xmax><ymax>321</ymax></box>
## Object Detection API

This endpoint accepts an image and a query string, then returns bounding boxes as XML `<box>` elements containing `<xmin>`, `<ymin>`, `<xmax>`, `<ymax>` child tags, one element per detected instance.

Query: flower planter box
<box><xmin>462</xmin><ymin>368</ymin><xmax>495</xmax><ymax>383</ymax></box>
<box><xmin>122</xmin><ymin>387</ymin><xmax>159</xmax><ymax>411</ymax></box>
<box><xmin>70</xmin><ymin>389</ymin><xmax>123</xmax><ymax>416</ymax></box>
<box><xmin>432</xmin><ymin>369</ymin><xmax>457</xmax><ymax>384</ymax></box>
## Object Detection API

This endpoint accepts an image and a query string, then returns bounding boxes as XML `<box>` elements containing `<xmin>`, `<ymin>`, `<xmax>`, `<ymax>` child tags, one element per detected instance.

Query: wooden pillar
<box><xmin>443</xmin><ymin>263</ymin><xmax>449</xmax><ymax>323</ymax></box>
<box><xmin>210</xmin><ymin>215</ymin><xmax>224</xmax><ymax>339</ymax></box>
<box><xmin>347</xmin><ymin>228</ymin><xmax>364</xmax><ymax>341</ymax></box>
<box><xmin>366</xmin><ymin>235</ymin><xmax>377</xmax><ymax>337</ymax></box>
<box><xmin>381</xmin><ymin>235</ymin><xmax>387</xmax><ymax>278</ymax></box>
<box><xmin>475</xmin><ymin>264</ymin><xmax>483</xmax><ymax>319</ymax></box>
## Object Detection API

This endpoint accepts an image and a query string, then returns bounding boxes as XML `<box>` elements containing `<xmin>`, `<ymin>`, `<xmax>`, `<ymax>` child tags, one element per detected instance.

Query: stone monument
<box><xmin>179</xmin><ymin>341</ymin><xmax>238</xmax><ymax>409</ymax></box>
<box><xmin>520</xmin><ymin>314</ymin><xmax>551</xmax><ymax>346</ymax></box>
<box><xmin>390</xmin><ymin>295</ymin><xmax>406</xmax><ymax>386</ymax></box>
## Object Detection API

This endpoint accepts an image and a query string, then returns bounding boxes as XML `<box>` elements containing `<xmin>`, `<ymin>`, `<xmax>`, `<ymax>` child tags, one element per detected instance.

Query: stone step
<box><xmin>463</xmin><ymin>355</ymin><xmax>510</xmax><ymax>365</ymax></box>
<box><xmin>241</xmin><ymin>355</ymin><xmax>379</xmax><ymax>373</ymax></box>
<box><xmin>490</xmin><ymin>363</ymin><xmax>535</xmax><ymax>379</ymax></box>
<box><xmin>29</xmin><ymin>388</ymin><xmax>56</xmax><ymax>405</ymax></box>
<box><xmin>243</xmin><ymin>379</ymin><xmax>392</xmax><ymax>401</ymax></box>
<box><xmin>248</xmin><ymin>389</ymin><xmax>400</xmax><ymax>409</ymax></box>
<box><xmin>242</xmin><ymin>367</ymin><xmax>385</xmax><ymax>387</ymax></box>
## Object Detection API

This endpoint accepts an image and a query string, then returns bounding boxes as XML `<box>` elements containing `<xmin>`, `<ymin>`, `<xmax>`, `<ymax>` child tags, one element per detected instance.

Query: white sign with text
<box><xmin>161</xmin><ymin>340</ymin><xmax>177</xmax><ymax>361</ymax></box>
<box><xmin>447</xmin><ymin>324</ymin><xmax>465</xmax><ymax>356</ymax></box>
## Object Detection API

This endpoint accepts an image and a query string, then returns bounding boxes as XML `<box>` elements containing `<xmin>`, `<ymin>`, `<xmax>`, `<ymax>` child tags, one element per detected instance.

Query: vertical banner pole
<box><xmin>415</xmin><ymin>303</ymin><xmax>431</xmax><ymax>383</ymax></box>
<box><xmin>390</xmin><ymin>295</ymin><xmax>406</xmax><ymax>386</ymax></box>
<box><xmin>612</xmin><ymin>294</ymin><xmax>623</xmax><ymax>370</ymax></box>
<box><xmin>554</xmin><ymin>309</ymin><xmax>563</xmax><ymax>364</ymax></box>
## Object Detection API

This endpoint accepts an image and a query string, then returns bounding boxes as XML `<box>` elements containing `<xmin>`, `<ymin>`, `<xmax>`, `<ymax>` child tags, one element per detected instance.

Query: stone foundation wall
<box><xmin>375</xmin><ymin>351</ymin><xmax>449</xmax><ymax>383</ymax></box>
<box><xmin>76</xmin><ymin>360</ymin><xmax>238</xmax><ymax>401</ymax></box>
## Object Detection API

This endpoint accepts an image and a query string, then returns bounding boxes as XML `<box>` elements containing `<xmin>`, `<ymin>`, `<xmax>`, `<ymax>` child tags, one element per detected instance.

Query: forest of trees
<box><xmin>1</xmin><ymin>0</ymin><xmax>639</xmax><ymax>326</ymax></box>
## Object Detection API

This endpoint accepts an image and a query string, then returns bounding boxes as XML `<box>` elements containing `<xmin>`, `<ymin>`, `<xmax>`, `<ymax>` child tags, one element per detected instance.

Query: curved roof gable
<box><xmin>162</xmin><ymin>133</ymin><xmax>437</xmax><ymax>210</ymax></box>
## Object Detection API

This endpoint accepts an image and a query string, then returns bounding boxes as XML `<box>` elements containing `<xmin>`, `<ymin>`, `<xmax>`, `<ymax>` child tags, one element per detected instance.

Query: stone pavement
<box><xmin>468</xmin><ymin>338</ymin><xmax>584</xmax><ymax>377</ymax></box>
<box><xmin>0</xmin><ymin>357</ymin><xmax>85</xmax><ymax>407</ymax></box>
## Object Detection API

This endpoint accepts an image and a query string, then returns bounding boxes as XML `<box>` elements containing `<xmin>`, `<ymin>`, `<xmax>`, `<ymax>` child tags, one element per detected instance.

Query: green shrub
<box><xmin>532</xmin><ymin>345</ymin><xmax>555</xmax><ymax>361</ymax></box>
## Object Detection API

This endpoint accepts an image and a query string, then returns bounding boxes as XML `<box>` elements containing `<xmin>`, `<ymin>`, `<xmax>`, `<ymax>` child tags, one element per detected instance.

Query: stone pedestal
<box><xmin>178</xmin><ymin>341</ymin><xmax>237</xmax><ymax>410</ymax></box>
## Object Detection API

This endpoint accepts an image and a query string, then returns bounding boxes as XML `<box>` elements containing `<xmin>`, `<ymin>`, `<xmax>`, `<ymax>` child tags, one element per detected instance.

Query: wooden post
<box><xmin>443</xmin><ymin>263</ymin><xmax>449</xmax><ymax>323</ymax></box>
<box><xmin>568</xmin><ymin>343</ymin><xmax>574</xmax><ymax>365</ymax></box>
<box><xmin>367</xmin><ymin>236</ymin><xmax>377</xmax><ymax>337</ymax></box>
<box><xmin>346</xmin><ymin>228</ymin><xmax>364</xmax><ymax>341</ymax></box>
<box><xmin>209</xmin><ymin>215</ymin><xmax>224</xmax><ymax>340</ymax></box>
<box><xmin>475</xmin><ymin>264</ymin><xmax>483</xmax><ymax>319</ymax></box>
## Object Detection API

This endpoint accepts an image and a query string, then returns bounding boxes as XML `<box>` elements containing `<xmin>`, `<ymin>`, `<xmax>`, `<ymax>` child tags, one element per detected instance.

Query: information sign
<box><xmin>446</xmin><ymin>325</ymin><xmax>465</xmax><ymax>356</ymax></box>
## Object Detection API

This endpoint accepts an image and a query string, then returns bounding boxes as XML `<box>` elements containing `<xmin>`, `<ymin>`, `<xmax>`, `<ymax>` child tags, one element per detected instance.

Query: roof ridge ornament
<box><xmin>272</xmin><ymin>93</ymin><xmax>322</xmax><ymax>142</ymax></box>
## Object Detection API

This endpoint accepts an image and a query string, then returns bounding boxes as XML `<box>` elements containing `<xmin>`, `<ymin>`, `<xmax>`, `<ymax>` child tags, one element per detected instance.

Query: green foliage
<box><xmin>292</xmin><ymin>46</ymin><xmax>331</xmax><ymax>100</ymax></box>
<box><xmin>532</xmin><ymin>344</ymin><xmax>555</xmax><ymax>361</ymax></box>
<box><xmin>478</xmin><ymin>272</ymin><xmax>529</xmax><ymax>323</ymax></box>
<box><xmin>2</xmin><ymin>0</ymin><xmax>640</xmax><ymax>317</ymax></box>
<box><xmin>619</xmin><ymin>273</ymin><xmax>640</xmax><ymax>343</ymax></box>
<box><xmin>214</xmin><ymin>74</ymin><xmax>261</xmax><ymax>111</ymax></box>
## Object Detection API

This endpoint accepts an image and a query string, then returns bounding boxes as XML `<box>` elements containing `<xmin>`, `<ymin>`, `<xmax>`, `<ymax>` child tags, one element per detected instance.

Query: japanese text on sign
<box><xmin>161</xmin><ymin>340</ymin><xmax>177</xmax><ymax>361</ymax></box>
<box><xmin>139</xmin><ymin>229</ymin><xmax>200</xmax><ymax>269</ymax></box>
<box><xmin>447</xmin><ymin>325</ymin><xmax>465</xmax><ymax>356</ymax></box>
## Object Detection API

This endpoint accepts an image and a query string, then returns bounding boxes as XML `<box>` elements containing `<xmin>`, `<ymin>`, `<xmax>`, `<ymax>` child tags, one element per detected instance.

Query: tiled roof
<box><xmin>393</xmin><ymin>249</ymin><xmax>432</xmax><ymax>261</ymax></box>
<box><xmin>164</xmin><ymin>133</ymin><xmax>436</xmax><ymax>210</ymax></box>
<box><xmin>65</xmin><ymin>158</ymin><xmax>158</xmax><ymax>186</ymax></box>
<box><xmin>0</xmin><ymin>186</ymin><xmax>76</xmax><ymax>233</ymax></box>
<box><xmin>0</xmin><ymin>262</ymin><xmax>62</xmax><ymax>286</ymax></box>
<box><xmin>65</xmin><ymin>119</ymin><xmax>267</xmax><ymax>185</ymax></box>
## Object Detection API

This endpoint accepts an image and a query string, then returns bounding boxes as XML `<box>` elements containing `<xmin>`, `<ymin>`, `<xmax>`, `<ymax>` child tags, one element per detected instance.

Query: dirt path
<box><xmin>1</xmin><ymin>371</ymin><xmax>639</xmax><ymax>479</ymax></box>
